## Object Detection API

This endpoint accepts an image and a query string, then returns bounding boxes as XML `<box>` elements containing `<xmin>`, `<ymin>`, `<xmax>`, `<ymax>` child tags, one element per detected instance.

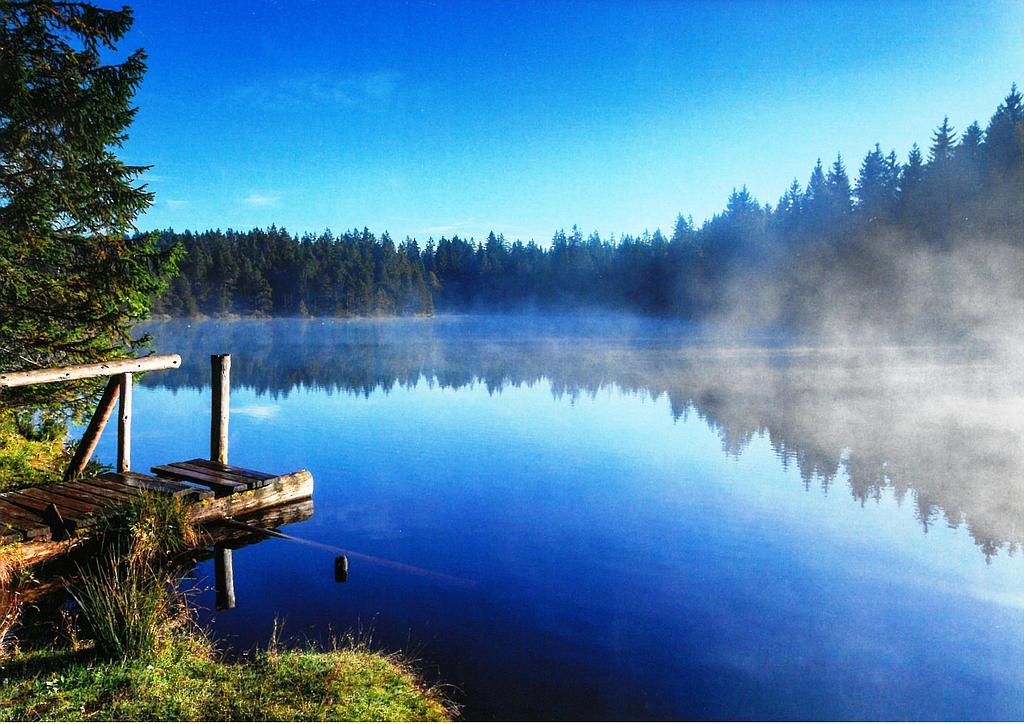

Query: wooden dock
<box><xmin>1</xmin><ymin>353</ymin><xmax>314</xmax><ymax>569</ymax></box>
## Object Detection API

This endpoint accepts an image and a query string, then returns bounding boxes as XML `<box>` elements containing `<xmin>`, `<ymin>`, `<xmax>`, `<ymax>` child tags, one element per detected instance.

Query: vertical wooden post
<box><xmin>64</xmin><ymin>377</ymin><xmax>121</xmax><ymax>480</ymax></box>
<box><xmin>211</xmin><ymin>354</ymin><xmax>230</xmax><ymax>465</ymax></box>
<box><xmin>116</xmin><ymin>372</ymin><xmax>132</xmax><ymax>473</ymax></box>
<box><xmin>214</xmin><ymin>545</ymin><xmax>236</xmax><ymax>610</ymax></box>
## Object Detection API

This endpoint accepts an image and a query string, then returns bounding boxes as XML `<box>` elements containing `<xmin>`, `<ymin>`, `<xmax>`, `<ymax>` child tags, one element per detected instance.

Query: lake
<box><xmin>88</xmin><ymin>316</ymin><xmax>1023</xmax><ymax>720</ymax></box>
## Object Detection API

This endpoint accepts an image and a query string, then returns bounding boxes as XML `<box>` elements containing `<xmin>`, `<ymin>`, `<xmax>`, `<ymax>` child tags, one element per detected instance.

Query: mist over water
<box><xmin>96</xmin><ymin>316</ymin><xmax>1023</xmax><ymax>719</ymax></box>
<box><xmin>143</xmin><ymin>316</ymin><xmax>1023</xmax><ymax>557</ymax></box>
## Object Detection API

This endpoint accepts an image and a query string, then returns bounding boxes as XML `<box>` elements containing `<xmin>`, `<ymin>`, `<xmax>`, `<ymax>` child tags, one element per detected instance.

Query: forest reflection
<box><xmin>142</xmin><ymin>317</ymin><xmax>1023</xmax><ymax>558</ymax></box>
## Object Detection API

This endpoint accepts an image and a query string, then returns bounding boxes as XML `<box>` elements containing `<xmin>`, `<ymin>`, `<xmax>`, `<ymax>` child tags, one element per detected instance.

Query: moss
<box><xmin>0</xmin><ymin>637</ymin><xmax>451</xmax><ymax>721</ymax></box>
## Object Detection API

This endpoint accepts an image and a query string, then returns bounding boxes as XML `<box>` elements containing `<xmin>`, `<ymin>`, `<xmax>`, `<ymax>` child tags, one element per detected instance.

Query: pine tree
<box><xmin>826</xmin><ymin>154</ymin><xmax>853</xmax><ymax>218</ymax></box>
<box><xmin>0</xmin><ymin>1</ymin><xmax>180</xmax><ymax>410</ymax></box>
<box><xmin>855</xmin><ymin>144</ymin><xmax>899</xmax><ymax>219</ymax></box>
<box><xmin>928</xmin><ymin>116</ymin><xmax>958</xmax><ymax>165</ymax></box>
<box><xmin>983</xmin><ymin>83</ymin><xmax>1023</xmax><ymax>171</ymax></box>
<box><xmin>958</xmin><ymin>121</ymin><xmax>984</xmax><ymax>164</ymax></box>
<box><xmin>898</xmin><ymin>144</ymin><xmax>925</xmax><ymax>220</ymax></box>
<box><xmin>670</xmin><ymin>214</ymin><xmax>693</xmax><ymax>245</ymax></box>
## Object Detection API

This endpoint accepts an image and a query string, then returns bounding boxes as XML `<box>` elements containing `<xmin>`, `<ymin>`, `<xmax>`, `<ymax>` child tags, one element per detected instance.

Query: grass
<box><xmin>0</xmin><ymin>411</ymin><xmax>70</xmax><ymax>493</ymax></box>
<box><xmin>0</xmin><ymin>636</ymin><xmax>451</xmax><ymax>721</ymax></box>
<box><xmin>69</xmin><ymin>550</ymin><xmax>175</xmax><ymax>661</ymax></box>
<box><xmin>0</xmin><ymin>484</ymin><xmax>452</xmax><ymax>720</ymax></box>
<box><xmin>104</xmin><ymin>491</ymin><xmax>201</xmax><ymax>563</ymax></box>
<box><xmin>69</xmin><ymin>492</ymin><xmax>200</xmax><ymax>660</ymax></box>
<box><xmin>0</xmin><ymin>545</ymin><xmax>22</xmax><ymax>660</ymax></box>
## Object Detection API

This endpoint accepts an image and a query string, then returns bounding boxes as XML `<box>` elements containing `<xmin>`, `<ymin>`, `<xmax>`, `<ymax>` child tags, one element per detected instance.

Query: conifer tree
<box><xmin>0</xmin><ymin>1</ymin><xmax>179</xmax><ymax>409</ymax></box>
<box><xmin>928</xmin><ymin>116</ymin><xmax>958</xmax><ymax>164</ymax></box>
<box><xmin>983</xmin><ymin>83</ymin><xmax>1023</xmax><ymax>171</ymax></box>
<box><xmin>826</xmin><ymin>154</ymin><xmax>853</xmax><ymax>218</ymax></box>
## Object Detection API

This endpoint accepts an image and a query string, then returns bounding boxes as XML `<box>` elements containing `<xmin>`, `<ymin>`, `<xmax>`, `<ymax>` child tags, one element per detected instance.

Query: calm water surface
<box><xmin>90</xmin><ymin>316</ymin><xmax>1023</xmax><ymax>720</ymax></box>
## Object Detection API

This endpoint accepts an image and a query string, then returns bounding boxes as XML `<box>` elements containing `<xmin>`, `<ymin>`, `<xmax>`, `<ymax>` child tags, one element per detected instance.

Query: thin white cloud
<box><xmin>243</xmin><ymin>192</ymin><xmax>280</xmax><ymax>207</ymax></box>
<box><xmin>422</xmin><ymin>219</ymin><xmax>478</xmax><ymax>236</ymax></box>
<box><xmin>232</xmin><ymin>404</ymin><xmax>279</xmax><ymax>419</ymax></box>
<box><xmin>164</xmin><ymin>199</ymin><xmax>187</xmax><ymax>209</ymax></box>
<box><xmin>235</xmin><ymin>69</ymin><xmax>403</xmax><ymax>112</ymax></box>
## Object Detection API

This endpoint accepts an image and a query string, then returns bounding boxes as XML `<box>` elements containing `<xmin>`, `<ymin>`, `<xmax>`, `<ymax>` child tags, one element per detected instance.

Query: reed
<box><xmin>70</xmin><ymin>548</ymin><xmax>171</xmax><ymax>660</ymax></box>
<box><xmin>70</xmin><ymin>493</ymin><xmax>199</xmax><ymax>660</ymax></box>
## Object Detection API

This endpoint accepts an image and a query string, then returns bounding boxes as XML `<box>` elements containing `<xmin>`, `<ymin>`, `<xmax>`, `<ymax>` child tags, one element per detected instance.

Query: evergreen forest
<box><xmin>151</xmin><ymin>85</ymin><xmax>1023</xmax><ymax>336</ymax></box>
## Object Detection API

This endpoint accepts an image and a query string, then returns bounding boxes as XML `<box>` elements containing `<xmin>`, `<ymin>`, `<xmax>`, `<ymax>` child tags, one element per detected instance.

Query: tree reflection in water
<box><xmin>141</xmin><ymin>316</ymin><xmax>1023</xmax><ymax>557</ymax></box>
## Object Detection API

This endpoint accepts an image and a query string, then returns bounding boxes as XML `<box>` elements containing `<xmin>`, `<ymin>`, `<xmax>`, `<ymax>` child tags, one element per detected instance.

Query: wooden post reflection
<box><xmin>214</xmin><ymin>545</ymin><xmax>236</xmax><ymax>610</ymax></box>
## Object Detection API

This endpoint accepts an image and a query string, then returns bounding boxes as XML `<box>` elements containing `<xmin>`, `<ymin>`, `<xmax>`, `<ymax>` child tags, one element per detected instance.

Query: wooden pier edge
<box><xmin>11</xmin><ymin>469</ymin><xmax>314</xmax><ymax>570</ymax></box>
<box><xmin>2</xmin><ymin>354</ymin><xmax>315</xmax><ymax>573</ymax></box>
<box><xmin>188</xmin><ymin>469</ymin><xmax>314</xmax><ymax>524</ymax></box>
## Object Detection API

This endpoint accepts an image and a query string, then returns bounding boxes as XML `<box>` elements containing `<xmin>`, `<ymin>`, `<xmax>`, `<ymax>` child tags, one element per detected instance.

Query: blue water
<box><xmin>88</xmin><ymin>316</ymin><xmax>1024</xmax><ymax>720</ymax></box>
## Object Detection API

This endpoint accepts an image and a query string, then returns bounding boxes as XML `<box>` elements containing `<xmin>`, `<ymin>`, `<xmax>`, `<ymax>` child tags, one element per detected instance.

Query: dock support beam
<box><xmin>214</xmin><ymin>545</ymin><xmax>236</xmax><ymax>610</ymax></box>
<box><xmin>211</xmin><ymin>354</ymin><xmax>230</xmax><ymax>465</ymax></box>
<box><xmin>116</xmin><ymin>372</ymin><xmax>132</xmax><ymax>473</ymax></box>
<box><xmin>64</xmin><ymin>377</ymin><xmax>121</xmax><ymax>480</ymax></box>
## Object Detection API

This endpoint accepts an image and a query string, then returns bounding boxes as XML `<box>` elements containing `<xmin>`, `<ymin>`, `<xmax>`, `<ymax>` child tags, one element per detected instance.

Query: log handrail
<box><xmin>0</xmin><ymin>354</ymin><xmax>181</xmax><ymax>478</ymax></box>
<box><xmin>0</xmin><ymin>354</ymin><xmax>181</xmax><ymax>388</ymax></box>
<box><xmin>1</xmin><ymin>353</ymin><xmax>229</xmax><ymax>483</ymax></box>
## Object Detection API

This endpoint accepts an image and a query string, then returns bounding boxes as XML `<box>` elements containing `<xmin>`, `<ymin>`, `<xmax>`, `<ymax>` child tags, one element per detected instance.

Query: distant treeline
<box><xmin>151</xmin><ymin>85</ymin><xmax>1023</xmax><ymax>327</ymax></box>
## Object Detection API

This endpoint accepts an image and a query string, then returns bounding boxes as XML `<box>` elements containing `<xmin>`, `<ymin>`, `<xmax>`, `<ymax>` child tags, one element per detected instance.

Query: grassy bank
<box><xmin>0</xmin><ymin>422</ymin><xmax>452</xmax><ymax>721</ymax></box>
<box><xmin>0</xmin><ymin>637</ymin><xmax>449</xmax><ymax>721</ymax></box>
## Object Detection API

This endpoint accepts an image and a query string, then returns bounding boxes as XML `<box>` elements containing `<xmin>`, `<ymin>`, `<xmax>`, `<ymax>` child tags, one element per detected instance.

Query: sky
<box><xmin>120</xmin><ymin>0</ymin><xmax>1023</xmax><ymax>243</ymax></box>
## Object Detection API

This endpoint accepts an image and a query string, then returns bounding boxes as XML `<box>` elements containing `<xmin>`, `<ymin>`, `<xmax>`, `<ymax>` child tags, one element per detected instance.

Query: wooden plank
<box><xmin>121</xmin><ymin>471</ymin><xmax>215</xmax><ymax>502</ymax></box>
<box><xmin>184</xmin><ymin>458</ymin><xmax>278</xmax><ymax>483</ymax></box>
<box><xmin>211</xmin><ymin>354</ymin><xmax>230</xmax><ymax>465</ymax></box>
<box><xmin>45</xmin><ymin>482</ymin><xmax>132</xmax><ymax>507</ymax></box>
<box><xmin>101</xmin><ymin>472</ymin><xmax>214</xmax><ymax>503</ymax></box>
<box><xmin>152</xmin><ymin>463</ymin><xmax>248</xmax><ymax>496</ymax></box>
<box><xmin>0</xmin><ymin>354</ymin><xmax>181</xmax><ymax>388</ymax></box>
<box><xmin>121</xmin><ymin>471</ymin><xmax>215</xmax><ymax>500</ymax></box>
<box><xmin>65</xmin><ymin>480</ymin><xmax>139</xmax><ymax>504</ymax></box>
<box><xmin>0</xmin><ymin>498</ymin><xmax>48</xmax><ymax>526</ymax></box>
<box><xmin>0</xmin><ymin>501</ymin><xmax>52</xmax><ymax>541</ymax></box>
<box><xmin>9</xmin><ymin>488</ymin><xmax>107</xmax><ymax>517</ymax></box>
<box><xmin>1</xmin><ymin>492</ymin><xmax>95</xmax><ymax>528</ymax></box>
<box><xmin>77</xmin><ymin>476</ymin><xmax>149</xmax><ymax>499</ymax></box>
<box><xmin>64</xmin><ymin>376</ymin><xmax>121</xmax><ymax>480</ymax></box>
<box><xmin>0</xmin><ymin>516</ymin><xmax>40</xmax><ymax>542</ymax></box>
<box><xmin>104</xmin><ymin>471</ymin><xmax>215</xmax><ymax>503</ymax></box>
<box><xmin>166</xmin><ymin>460</ymin><xmax>265</xmax><ymax>487</ymax></box>
<box><xmin>117</xmin><ymin>371</ymin><xmax>132</xmax><ymax>473</ymax></box>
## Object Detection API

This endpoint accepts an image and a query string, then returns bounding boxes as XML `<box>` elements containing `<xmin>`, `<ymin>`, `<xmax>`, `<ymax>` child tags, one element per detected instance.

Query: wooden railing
<box><xmin>0</xmin><ymin>354</ymin><xmax>188</xmax><ymax>479</ymax></box>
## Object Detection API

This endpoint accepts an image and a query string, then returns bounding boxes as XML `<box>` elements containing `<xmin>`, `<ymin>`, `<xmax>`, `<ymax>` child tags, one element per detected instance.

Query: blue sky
<box><xmin>121</xmin><ymin>0</ymin><xmax>1023</xmax><ymax>242</ymax></box>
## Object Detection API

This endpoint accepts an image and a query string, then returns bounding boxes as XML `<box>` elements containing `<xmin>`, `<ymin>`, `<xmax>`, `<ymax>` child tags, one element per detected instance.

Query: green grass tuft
<box><xmin>69</xmin><ymin>549</ymin><xmax>174</xmax><ymax>661</ymax></box>
<box><xmin>70</xmin><ymin>492</ymin><xmax>200</xmax><ymax>662</ymax></box>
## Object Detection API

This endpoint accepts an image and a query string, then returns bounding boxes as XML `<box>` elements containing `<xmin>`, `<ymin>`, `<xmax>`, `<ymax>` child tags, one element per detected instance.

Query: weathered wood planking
<box><xmin>99</xmin><ymin>472</ymin><xmax>213</xmax><ymax>502</ymax></box>
<box><xmin>152</xmin><ymin>459</ymin><xmax>282</xmax><ymax>497</ymax></box>
<box><xmin>2</xmin><ymin>462</ymin><xmax>313</xmax><ymax>569</ymax></box>
<box><xmin>189</xmin><ymin>470</ymin><xmax>313</xmax><ymax>523</ymax></box>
